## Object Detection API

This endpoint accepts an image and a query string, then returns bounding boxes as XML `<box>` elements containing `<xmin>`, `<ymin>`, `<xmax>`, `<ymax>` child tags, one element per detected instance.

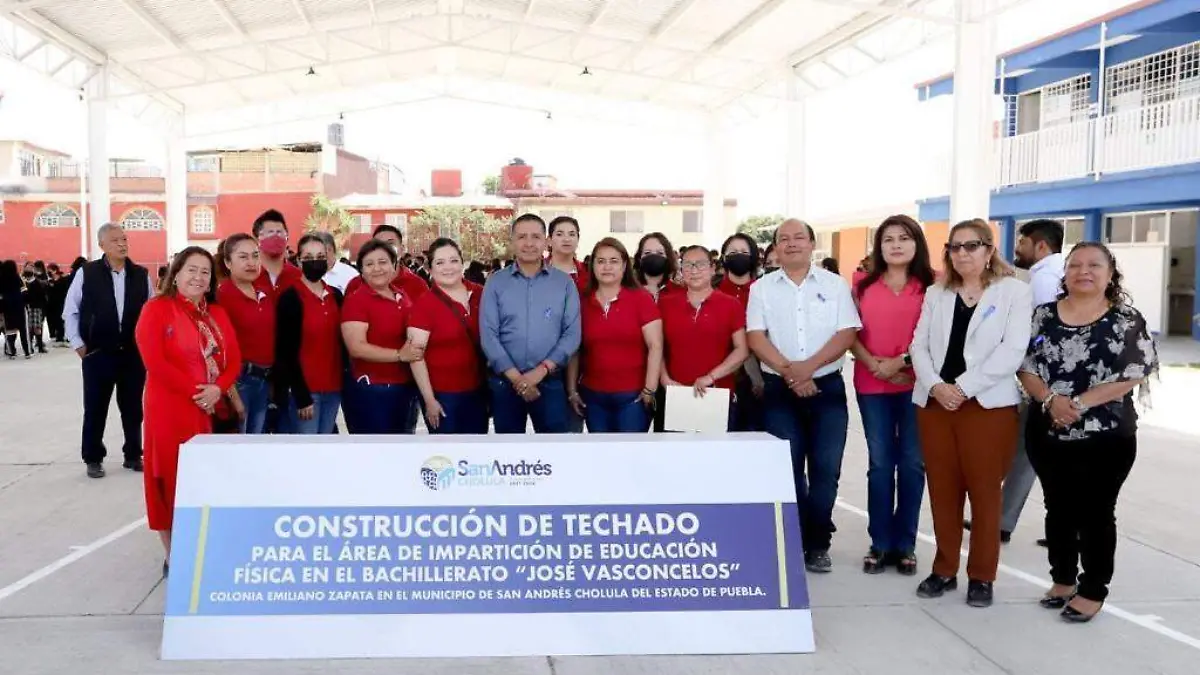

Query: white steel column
<box><xmin>703</xmin><ymin>111</ymin><xmax>731</xmax><ymax>251</ymax></box>
<box><xmin>784</xmin><ymin>67</ymin><xmax>807</xmax><ymax>218</ymax></box>
<box><xmin>948</xmin><ymin>0</ymin><xmax>998</xmax><ymax>224</ymax></box>
<box><xmin>87</xmin><ymin>65</ymin><xmax>111</xmax><ymax>259</ymax></box>
<box><xmin>164</xmin><ymin>113</ymin><xmax>189</xmax><ymax>259</ymax></box>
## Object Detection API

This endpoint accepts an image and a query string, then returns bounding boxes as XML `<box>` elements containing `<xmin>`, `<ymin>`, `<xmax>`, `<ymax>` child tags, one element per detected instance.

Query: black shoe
<box><xmin>963</xmin><ymin>519</ymin><xmax>972</xmax><ymax>531</ymax></box>
<box><xmin>966</xmin><ymin>580</ymin><xmax>994</xmax><ymax>607</ymax></box>
<box><xmin>123</xmin><ymin>458</ymin><xmax>144</xmax><ymax>472</ymax></box>
<box><xmin>86</xmin><ymin>463</ymin><xmax>105</xmax><ymax>479</ymax></box>
<box><xmin>163</xmin><ymin>561</ymin><xmax>170</xmax><ymax>579</ymax></box>
<box><xmin>1000</xmin><ymin>530</ymin><xmax>1012</xmax><ymax>544</ymax></box>
<box><xmin>1036</xmin><ymin>538</ymin><xmax>1049</xmax><ymax>548</ymax></box>
<box><xmin>805</xmin><ymin>550</ymin><xmax>833</xmax><ymax>574</ymax></box>
<box><xmin>1040</xmin><ymin>592</ymin><xmax>1074</xmax><ymax>609</ymax></box>
<box><xmin>1061</xmin><ymin>603</ymin><xmax>1101</xmax><ymax>623</ymax></box>
<box><xmin>916</xmin><ymin>574</ymin><xmax>957</xmax><ymax>598</ymax></box>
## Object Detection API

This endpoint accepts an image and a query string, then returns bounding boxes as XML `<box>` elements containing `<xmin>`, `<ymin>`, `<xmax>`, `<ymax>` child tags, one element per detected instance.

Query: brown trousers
<box><xmin>917</xmin><ymin>400</ymin><xmax>1019</xmax><ymax>582</ymax></box>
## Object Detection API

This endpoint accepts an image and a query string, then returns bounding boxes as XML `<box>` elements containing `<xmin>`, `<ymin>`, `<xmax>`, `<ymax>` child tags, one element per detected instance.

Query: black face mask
<box><xmin>640</xmin><ymin>254</ymin><xmax>668</xmax><ymax>277</ymax></box>
<box><xmin>723</xmin><ymin>253</ymin><xmax>755</xmax><ymax>277</ymax></box>
<box><xmin>301</xmin><ymin>260</ymin><xmax>329</xmax><ymax>282</ymax></box>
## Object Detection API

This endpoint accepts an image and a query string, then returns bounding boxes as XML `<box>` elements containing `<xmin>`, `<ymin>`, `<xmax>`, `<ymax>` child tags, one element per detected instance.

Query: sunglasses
<box><xmin>945</xmin><ymin>240</ymin><xmax>987</xmax><ymax>254</ymax></box>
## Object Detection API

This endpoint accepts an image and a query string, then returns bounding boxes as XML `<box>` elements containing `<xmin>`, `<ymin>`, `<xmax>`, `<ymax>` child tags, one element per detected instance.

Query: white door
<box><xmin>1109</xmin><ymin>244</ymin><xmax>1169</xmax><ymax>335</ymax></box>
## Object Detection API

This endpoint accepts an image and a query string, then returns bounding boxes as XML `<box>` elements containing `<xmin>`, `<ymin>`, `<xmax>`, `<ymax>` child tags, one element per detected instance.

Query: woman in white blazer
<box><xmin>909</xmin><ymin>219</ymin><xmax>1032</xmax><ymax>609</ymax></box>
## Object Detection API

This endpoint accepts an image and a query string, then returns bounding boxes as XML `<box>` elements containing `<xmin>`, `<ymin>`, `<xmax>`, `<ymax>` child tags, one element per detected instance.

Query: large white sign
<box><xmin>161</xmin><ymin>433</ymin><xmax>814</xmax><ymax>660</ymax></box>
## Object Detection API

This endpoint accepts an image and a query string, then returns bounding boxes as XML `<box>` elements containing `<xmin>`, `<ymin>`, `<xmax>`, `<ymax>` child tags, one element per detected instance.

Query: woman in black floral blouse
<box><xmin>1018</xmin><ymin>241</ymin><xmax>1157</xmax><ymax>624</ymax></box>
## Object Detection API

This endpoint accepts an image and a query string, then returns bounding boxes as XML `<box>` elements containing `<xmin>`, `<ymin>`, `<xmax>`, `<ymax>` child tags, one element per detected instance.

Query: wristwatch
<box><xmin>902</xmin><ymin>353</ymin><xmax>912</xmax><ymax>367</ymax></box>
<box><xmin>1071</xmin><ymin>395</ymin><xmax>1089</xmax><ymax>412</ymax></box>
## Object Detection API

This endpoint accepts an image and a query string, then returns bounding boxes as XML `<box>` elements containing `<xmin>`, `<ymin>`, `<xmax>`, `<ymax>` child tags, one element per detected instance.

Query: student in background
<box><xmin>716</xmin><ymin>233</ymin><xmax>765</xmax><ymax>431</ymax></box>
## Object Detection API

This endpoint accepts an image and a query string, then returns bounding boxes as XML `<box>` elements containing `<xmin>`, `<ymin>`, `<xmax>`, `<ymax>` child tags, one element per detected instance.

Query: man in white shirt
<box><xmin>747</xmin><ymin>218</ymin><xmax>862</xmax><ymax>573</ymax></box>
<box><xmin>966</xmin><ymin>218</ymin><xmax>1065</xmax><ymax>545</ymax></box>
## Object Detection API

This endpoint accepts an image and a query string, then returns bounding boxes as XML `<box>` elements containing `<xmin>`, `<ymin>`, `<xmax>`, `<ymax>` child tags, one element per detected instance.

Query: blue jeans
<box><xmin>489</xmin><ymin>374</ymin><xmax>570</xmax><ymax>434</ymax></box>
<box><xmin>281</xmin><ymin>392</ymin><xmax>343</xmax><ymax>435</ymax></box>
<box><xmin>582</xmin><ymin>389</ymin><xmax>651</xmax><ymax>433</ymax></box>
<box><xmin>236</xmin><ymin>372</ymin><xmax>271</xmax><ymax>435</ymax></box>
<box><xmin>354</xmin><ymin>381</ymin><xmax>417</xmax><ymax>434</ymax></box>
<box><xmin>857</xmin><ymin>391</ymin><xmax>924</xmax><ymax>554</ymax></box>
<box><xmin>423</xmin><ymin>389</ymin><xmax>489</xmax><ymax>435</ymax></box>
<box><xmin>762</xmin><ymin>372</ymin><xmax>849</xmax><ymax>554</ymax></box>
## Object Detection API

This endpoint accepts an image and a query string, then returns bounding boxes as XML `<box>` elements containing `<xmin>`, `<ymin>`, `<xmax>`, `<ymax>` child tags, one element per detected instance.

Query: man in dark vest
<box><xmin>63</xmin><ymin>223</ymin><xmax>156</xmax><ymax>478</ymax></box>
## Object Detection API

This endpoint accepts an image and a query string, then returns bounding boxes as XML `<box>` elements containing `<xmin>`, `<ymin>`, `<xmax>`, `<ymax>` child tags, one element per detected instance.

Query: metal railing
<box><xmin>995</xmin><ymin>95</ymin><xmax>1200</xmax><ymax>188</ymax></box>
<box><xmin>50</xmin><ymin>162</ymin><xmax>164</xmax><ymax>179</ymax></box>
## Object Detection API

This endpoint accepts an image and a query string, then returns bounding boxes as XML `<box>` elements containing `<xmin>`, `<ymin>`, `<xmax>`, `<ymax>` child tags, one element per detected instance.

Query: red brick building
<box><xmin>0</xmin><ymin>140</ymin><xmax>397</xmax><ymax>268</ymax></box>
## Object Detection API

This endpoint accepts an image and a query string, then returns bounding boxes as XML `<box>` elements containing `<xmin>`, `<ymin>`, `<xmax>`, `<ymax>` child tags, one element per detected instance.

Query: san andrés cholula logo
<box><xmin>420</xmin><ymin>455</ymin><xmax>553</xmax><ymax>491</ymax></box>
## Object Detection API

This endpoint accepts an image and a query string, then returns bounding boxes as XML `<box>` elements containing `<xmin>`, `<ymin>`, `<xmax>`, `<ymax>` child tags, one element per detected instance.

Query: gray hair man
<box><xmin>62</xmin><ymin>223</ymin><xmax>156</xmax><ymax>478</ymax></box>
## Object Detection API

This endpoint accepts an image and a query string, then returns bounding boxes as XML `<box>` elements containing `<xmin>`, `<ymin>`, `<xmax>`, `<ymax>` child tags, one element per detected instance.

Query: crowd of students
<box><xmin>0</xmin><ymin>258</ymin><xmax>79</xmax><ymax>358</ymax></box>
<box><xmin>57</xmin><ymin>208</ymin><xmax>1155</xmax><ymax>624</ymax></box>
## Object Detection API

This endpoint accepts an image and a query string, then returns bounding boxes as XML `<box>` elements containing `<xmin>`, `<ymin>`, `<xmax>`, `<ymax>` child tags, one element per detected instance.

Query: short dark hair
<box><xmin>357</xmin><ymin>239</ymin><xmax>399</xmax><ymax>269</ymax></box>
<box><xmin>426</xmin><ymin>237</ymin><xmax>462</xmax><ymax>263</ymax></box>
<box><xmin>720</xmin><ymin>233</ymin><xmax>761</xmax><ymax>275</ymax></box>
<box><xmin>511</xmin><ymin>213</ymin><xmax>547</xmax><ymax>234</ymax></box>
<box><xmin>296</xmin><ymin>233</ymin><xmax>327</xmax><ymax>256</ymax></box>
<box><xmin>163</xmin><ymin>246</ymin><xmax>218</xmax><ymax>303</ymax></box>
<box><xmin>373</xmin><ymin>224</ymin><xmax>403</xmax><ymax>242</ymax></box>
<box><xmin>547</xmin><ymin>215</ymin><xmax>580</xmax><ymax>237</ymax></box>
<box><xmin>252</xmin><ymin>209</ymin><xmax>286</xmax><ymax>237</ymax></box>
<box><xmin>1019</xmin><ymin>218</ymin><xmax>1064</xmax><ymax>254</ymax></box>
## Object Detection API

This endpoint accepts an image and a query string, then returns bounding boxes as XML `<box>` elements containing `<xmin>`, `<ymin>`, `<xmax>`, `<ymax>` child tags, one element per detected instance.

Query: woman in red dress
<box><xmin>135</xmin><ymin>247</ymin><xmax>242</xmax><ymax>577</ymax></box>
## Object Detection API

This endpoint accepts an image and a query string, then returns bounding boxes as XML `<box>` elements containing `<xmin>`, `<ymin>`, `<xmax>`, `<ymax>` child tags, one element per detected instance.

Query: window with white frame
<box><xmin>609</xmin><ymin>210</ymin><xmax>645</xmax><ymax>233</ymax></box>
<box><xmin>1105</xmin><ymin>211</ymin><xmax>1169</xmax><ymax>244</ymax></box>
<box><xmin>35</xmin><ymin>204</ymin><xmax>80</xmax><ymax>228</ymax></box>
<box><xmin>121</xmin><ymin>207</ymin><xmax>164</xmax><ymax>231</ymax></box>
<box><xmin>191</xmin><ymin>207</ymin><xmax>215</xmax><ymax>235</ymax></box>
<box><xmin>384</xmin><ymin>213</ymin><xmax>408</xmax><ymax>228</ymax></box>
<box><xmin>1106</xmin><ymin>40</ymin><xmax>1200</xmax><ymax>112</ymax></box>
<box><xmin>1041</xmin><ymin>74</ymin><xmax>1092</xmax><ymax>128</ymax></box>
<box><xmin>682</xmin><ymin>210</ymin><xmax>702</xmax><ymax>233</ymax></box>
<box><xmin>539</xmin><ymin>210</ymin><xmax>573</xmax><ymax>223</ymax></box>
<box><xmin>356</xmin><ymin>213</ymin><xmax>373</xmax><ymax>233</ymax></box>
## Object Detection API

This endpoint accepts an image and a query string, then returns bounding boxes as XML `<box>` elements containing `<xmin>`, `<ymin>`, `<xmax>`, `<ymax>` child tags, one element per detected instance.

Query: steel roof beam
<box><xmin>116</xmin><ymin>0</ymin><xmax>182</xmax><ymax>49</ymax></box>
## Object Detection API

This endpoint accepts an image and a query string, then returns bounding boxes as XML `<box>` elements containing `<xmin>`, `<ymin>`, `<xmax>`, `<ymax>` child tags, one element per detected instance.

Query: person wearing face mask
<box><xmin>274</xmin><ymin>234</ymin><xmax>345</xmax><ymax>434</ymax></box>
<box><xmin>216</xmin><ymin>234</ymin><xmax>273</xmax><ymax>434</ymax></box>
<box><xmin>24</xmin><ymin>261</ymin><xmax>49</xmax><ymax>354</ymax></box>
<box><xmin>634</xmin><ymin>233</ymin><xmax>681</xmax><ymax>303</ymax></box>
<box><xmin>716</xmin><ymin>233</ymin><xmax>766</xmax><ymax>432</ymax></box>
<box><xmin>408</xmin><ymin>238</ymin><xmax>488</xmax><ymax>434</ymax></box>
<box><xmin>251</xmin><ymin>210</ymin><xmax>303</xmax><ymax>298</ymax></box>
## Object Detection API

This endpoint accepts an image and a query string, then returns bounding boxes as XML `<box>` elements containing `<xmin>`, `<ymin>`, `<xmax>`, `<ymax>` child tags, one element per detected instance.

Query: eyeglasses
<box><xmin>945</xmin><ymin>240</ymin><xmax>987</xmax><ymax>254</ymax></box>
<box><xmin>681</xmin><ymin>261</ymin><xmax>711</xmax><ymax>271</ymax></box>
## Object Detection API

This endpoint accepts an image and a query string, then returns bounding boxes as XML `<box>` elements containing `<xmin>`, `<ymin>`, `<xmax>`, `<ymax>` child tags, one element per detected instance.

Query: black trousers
<box><xmin>1027</xmin><ymin>424</ymin><xmax>1136</xmax><ymax>603</ymax></box>
<box><xmin>4</xmin><ymin>314</ymin><xmax>29</xmax><ymax>357</ymax></box>
<box><xmin>81</xmin><ymin>348</ymin><xmax>146</xmax><ymax>465</ymax></box>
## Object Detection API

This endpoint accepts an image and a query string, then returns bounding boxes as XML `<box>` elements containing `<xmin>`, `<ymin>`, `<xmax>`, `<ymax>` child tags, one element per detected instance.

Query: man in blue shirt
<box><xmin>481</xmin><ymin>213</ymin><xmax>581</xmax><ymax>433</ymax></box>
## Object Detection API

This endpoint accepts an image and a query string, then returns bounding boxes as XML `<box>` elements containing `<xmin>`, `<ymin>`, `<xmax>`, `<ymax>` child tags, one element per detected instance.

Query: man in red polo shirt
<box><xmin>251</xmin><ymin>209</ymin><xmax>303</xmax><ymax>297</ymax></box>
<box><xmin>345</xmin><ymin>224</ymin><xmax>428</xmax><ymax>300</ymax></box>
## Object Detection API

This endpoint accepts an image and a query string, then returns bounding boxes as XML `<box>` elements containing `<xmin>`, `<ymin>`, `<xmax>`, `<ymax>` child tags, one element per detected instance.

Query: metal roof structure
<box><xmin>0</xmin><ymin>0</ymin><xmax>1016</xmax><ymax>131</ymax></box>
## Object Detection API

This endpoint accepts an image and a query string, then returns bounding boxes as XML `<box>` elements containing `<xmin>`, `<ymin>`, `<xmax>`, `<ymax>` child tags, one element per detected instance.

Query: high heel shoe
<box><xmin>1039</xmin><ymin>593</ymin><xmax>1073</xmax><ymax>609</ymax></box>
<box><xmin>1061</xmin><ymin>603</ymin><xmax>1102</xmax><ymax>623</ymax></box>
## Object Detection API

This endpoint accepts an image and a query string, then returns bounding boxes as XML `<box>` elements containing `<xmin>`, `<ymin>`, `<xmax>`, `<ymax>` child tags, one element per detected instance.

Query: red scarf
<box><xmin>177</xmin><ymin>295</ymin><xmax>231</xmax><ymax>418</ymax></box>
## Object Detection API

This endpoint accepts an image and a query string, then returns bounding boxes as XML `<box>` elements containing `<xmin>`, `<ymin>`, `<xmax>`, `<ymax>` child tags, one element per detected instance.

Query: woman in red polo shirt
<box><xmin>340</xmin><ymin>240</ymin><xmax>425</xmax><ymax>434</ymax></box>
<box><xmin>408</xmin><ymin>238</ymin><xmax>487</xmax><ymax>435</ymax></box>
<box><xmin>849</xmin><ymin>214</ymin><xmax>936</xmax><ymax>575</ymax></box>
<box><xmin>634</xmin><ymin>232</ymin><xmax>681</xmax><ymax>303</ymax></box>
<box><xmin>547</xmin><ymin>216</ymin><xmax>590</xmax><ymax>296</ymax></box>
<box><xmin>275</xmin><ymin>234</ymin><xmax>344</xmax><ymax>434</ymax></box>
<box><xmin>716</xmin><ymin>233</ymin><xmax>766</xmax><ymax>432</ymax></box>
<box><xmin>660</xmin><ymin>246</ymin><xmax>750</xmax><ymax>430</ymax></box>
<box><xmin>216</xmin><ymin>233</ymin><xmax>273</xmax><ymax>434</ymax></box>
<box><xmin>567</xmin><ymin>238</ymin><xmax>663</xmax><ymax>433</ymax></box>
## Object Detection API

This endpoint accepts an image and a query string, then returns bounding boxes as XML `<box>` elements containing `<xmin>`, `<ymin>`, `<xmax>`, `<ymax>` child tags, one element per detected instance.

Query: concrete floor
<box><xmin>2</xmin><ymin>347</ymin><xmax>1199</xmax><ymax>674</ymax></box>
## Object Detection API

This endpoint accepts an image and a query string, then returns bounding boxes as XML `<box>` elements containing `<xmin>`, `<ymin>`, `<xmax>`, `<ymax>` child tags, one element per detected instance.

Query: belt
<box><xmin>243</xmin><ymin>362</ymin><xmax>272</xmax><ymax>379</ymax></box>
